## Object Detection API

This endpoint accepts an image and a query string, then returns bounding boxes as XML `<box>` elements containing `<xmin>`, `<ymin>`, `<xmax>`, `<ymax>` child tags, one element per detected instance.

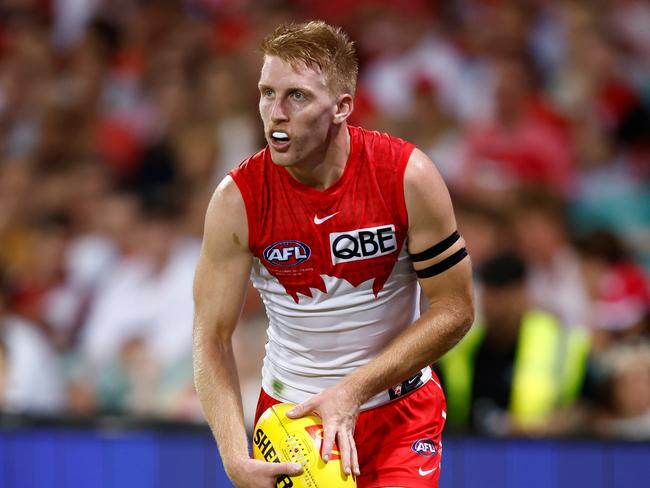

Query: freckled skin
<box><xmin>258</xmin><ymin>56</ymin><xmax>335</xmax><ymax>170</ymax></box>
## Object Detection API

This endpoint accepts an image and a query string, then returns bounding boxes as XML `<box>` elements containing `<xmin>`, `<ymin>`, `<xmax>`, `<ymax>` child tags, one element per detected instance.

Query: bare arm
<box><xmin>193</xmin><ymin>176</ymin><xmax>301</xmax><ymax>487</ymax></box>
<box><xmin>287</xmin><ymin>148</ymin><xmax>474</xmax><ymax>476</ymax></box>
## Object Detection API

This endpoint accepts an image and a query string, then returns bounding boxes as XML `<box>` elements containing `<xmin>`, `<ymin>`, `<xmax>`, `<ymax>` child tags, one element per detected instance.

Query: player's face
<box><xmin>258</xmin><ymin>55</ymin><xmax>339</xmax><ymax>167</ymax></box>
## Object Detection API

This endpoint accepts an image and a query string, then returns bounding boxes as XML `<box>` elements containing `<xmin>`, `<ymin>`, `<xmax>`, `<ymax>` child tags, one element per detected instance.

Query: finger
<box><xmin>266</xmin><ymin>461</ymin><xmax>303</xmax><ymax>477</ymax></box>
<box><xmin>336</xmin><ymin>430</ymin><xmax>352</xmax><ymax>476</ymax></box>
<box><xmin>286</xmin><ymin>399</ymin><xmax>314</xmax><ymax>418</ymax></box>
<box><xmin>321</xmin><ymin>424</ymin><xmax>337</xmax><ymax>462</ymax></box>
<box><xmin>349</xmin><ymin>432</ymin><xmax>360</xmax><ymax>476</ymax></box>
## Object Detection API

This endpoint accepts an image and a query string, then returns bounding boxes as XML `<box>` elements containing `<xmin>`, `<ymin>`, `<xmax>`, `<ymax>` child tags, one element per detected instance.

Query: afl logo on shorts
<box><xmin>263</xmin><ymin>240</ymin><xmax>311</xmax><ymax>267</ymax></box>
<box><xmin>412</xmin><ymin>438</ymin><xmax>437</xmax><ymax>457</ymax></box>
<box><xmin>329</xmin><ymin>224</ymin><xmax>397</xmax><ymax>265</ymax></box>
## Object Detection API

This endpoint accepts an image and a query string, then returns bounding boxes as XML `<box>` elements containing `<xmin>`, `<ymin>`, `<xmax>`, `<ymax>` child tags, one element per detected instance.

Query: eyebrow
<box><xmin>258</xmin><ymin>83</ymin><xmax>314</xmax><ymax>96</ymax></box>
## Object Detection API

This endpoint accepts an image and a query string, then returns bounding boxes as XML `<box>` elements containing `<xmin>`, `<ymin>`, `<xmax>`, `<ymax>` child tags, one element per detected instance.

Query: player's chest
<box><xmin>255</xmin><ymin>190</ymin><xmax>404</xmax><ymax>273</ymax></box>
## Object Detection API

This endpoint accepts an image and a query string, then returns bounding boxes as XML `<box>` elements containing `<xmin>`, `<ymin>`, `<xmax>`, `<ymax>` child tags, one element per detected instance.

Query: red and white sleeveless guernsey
<box><xmin>230</xmin><ymin>126</ymin><xmax>432</xmax><ymax>409</ymax></box>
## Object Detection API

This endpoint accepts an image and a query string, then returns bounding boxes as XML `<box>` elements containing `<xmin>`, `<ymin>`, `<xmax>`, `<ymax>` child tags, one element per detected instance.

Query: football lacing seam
<box><xmin>286</xmin><ymin>435</ymin><xmax>309</xmax><ymax>467</ymax></box>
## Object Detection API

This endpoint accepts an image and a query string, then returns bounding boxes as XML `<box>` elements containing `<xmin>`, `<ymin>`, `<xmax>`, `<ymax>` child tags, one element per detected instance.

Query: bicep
<box><xmin>404</xmin><ymin>149</ymin><xmax>473</xmax><ymax>303</ymax></box>
<box><xmin>193</xmin><ymin>176</ymin><xmax>253</xmax><ymax>342</ymax></box>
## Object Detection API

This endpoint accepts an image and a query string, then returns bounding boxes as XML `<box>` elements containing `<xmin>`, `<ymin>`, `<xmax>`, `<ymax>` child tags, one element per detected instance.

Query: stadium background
<box><xmin>0</xmin><ymin>0</ymin><xmax>648</xmax><ymax>486</ymax></box>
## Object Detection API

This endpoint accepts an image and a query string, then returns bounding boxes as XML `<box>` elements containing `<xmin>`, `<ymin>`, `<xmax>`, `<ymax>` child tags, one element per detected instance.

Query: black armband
<box><xmin>415</xmin><ymin>247</ymin><xmax>468</xmax><ymax>279</ymax></box>
<box><xmin>409</xmin><ymin>231</ymin><xmax>460</xmax><ymax>262</ymax></box>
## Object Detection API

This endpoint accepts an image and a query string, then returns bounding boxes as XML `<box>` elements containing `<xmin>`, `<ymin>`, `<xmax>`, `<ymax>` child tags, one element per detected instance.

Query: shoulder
<box><xmin>353</xmin><ymin>127</ymin><xmax>415</xmax><ymax>195</ymax></box>
<box><xmin>402</xmin><ymin>148</ymin><xmax>457</xmax><ymax>249</ymax></box>
<box><xmin>230</xmin><ymin>147</ymin><xmax>268</xmax><ymax>182</ymax></box>
<box><xmin>353</xmin><ymin>126</ymin><xmax>414</xmax><ymax>157</ymax></box>
<box><xmin>404</xmin><ymin>148</ymin><xmax>453</xmax><ymax>215</ymax></box>
<box><xmin>208</xmin><ymin>175</ymin><xmax>246</xmax><ymax>215</ymax></box>
<box><xmin>404</xmin><ymin>148</ymin><xmax>443</xmax><ymax>182</ymax></box>
<box><xmin>228</xmin><ymin>148</ymin><xmax>269</xmax><ymax>218</ymax></box>
<box><xmin>203</xmin><ymin>175</ymin><xmax>249</xmax><ymax>254</ymax></box>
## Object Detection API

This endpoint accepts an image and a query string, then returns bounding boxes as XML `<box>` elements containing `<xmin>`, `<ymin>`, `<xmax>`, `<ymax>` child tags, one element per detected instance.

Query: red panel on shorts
<box><xmin>253</xmin><ymin>376</ymin><xmax>447</xmax><ymax>488</ymax></box>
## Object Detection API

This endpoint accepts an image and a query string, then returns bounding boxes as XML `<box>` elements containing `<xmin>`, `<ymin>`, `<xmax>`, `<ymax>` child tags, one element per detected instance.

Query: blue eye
<box><xmin>291</xmin><ymin>91</ymin><xmax>305</xmax><ymax>101</ymax></box>
<box><xmin>262</xmin><ymin>88</ymin><xmax>274</xmax><ymax>98</ymax></box>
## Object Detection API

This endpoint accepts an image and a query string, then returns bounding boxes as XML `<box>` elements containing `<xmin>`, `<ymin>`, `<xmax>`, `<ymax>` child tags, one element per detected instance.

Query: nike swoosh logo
<box><xmin>404</xmin><ymin>376</ymin><xmax>421</xmax><ymax>388</ymax></box>
<box><xmin>419</xmin><ymin>466</ymin><xmax>438</xmax><ymax>476</ymax></box>
<box><xmin>313</xmin><ymin>212</ymin><xmax>340</xmax><ymax>225</ymax></box>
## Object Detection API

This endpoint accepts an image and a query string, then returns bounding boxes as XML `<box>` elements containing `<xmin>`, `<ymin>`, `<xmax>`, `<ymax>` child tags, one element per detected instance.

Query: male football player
<box><xmin>193</xmin><ymin>21</ymin><xmax>474</xmax><ymax>488</ymax></box>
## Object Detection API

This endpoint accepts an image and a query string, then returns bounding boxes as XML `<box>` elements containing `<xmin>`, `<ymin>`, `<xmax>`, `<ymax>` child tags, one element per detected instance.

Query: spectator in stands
<box><xmin>458</xmin><ymin>53</ymin><xmax>573</xmax><ymax>200</ymax></box>
<box><xmin>0</xmin><ymin>266</ymin><xmax>65</xmax><ymax>415</ymax></box>
<box><xmin>590</xmin><ymin>340</ymin><xmax>650</xmax><ymax>439</ymax></box>
<box><xmin>8</xmin><ymin>212</ymin><xmax>70</xmax><ymax>342</ymax></box>
<box><xmin>576</xmin><ymin>229</ymin><xmax>650</xmax><ymax>352</ymax></box>
<box><xmin>78</xmin><ymin>188</ymin><xmax>199</xmax><ymax>418</ymax></box>
<box><xmin>454</xmin><ymin>199</ymin><xmax>512</xmax><ymax>271</ymax></box>
<box><xmin>0</xmin><ymin>275</ymin><xmax>8</xmax><ymax>410</ymax></box>
<box><xmin>0</xmin><ymin>163</ymin><xmax>33</xmax><ymax>280</ymax></box>
<box><xmin>437</xmin><ymin>253</ymin><xmax>590</xmax><ymax>436</ymax></box>
<box><xmin>513</xmin><ymin>191</ymin><xmax>591</xmax><ymax>329</ymax></box>
<box><xmin>0</xmin><ymin>339</ymin><xmax>6</xmax><ymax>409</ymax></box>
<box><xmin>0</xmin><ymin>0</ymin><xmax>647</xmax><ymax>434</ymax></box>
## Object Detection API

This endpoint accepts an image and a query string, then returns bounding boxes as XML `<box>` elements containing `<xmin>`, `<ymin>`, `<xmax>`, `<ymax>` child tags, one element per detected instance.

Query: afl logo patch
<box><xmin>263</xmin><ymin>240</ymin><xmax>311</xmax><ymax>267</ymax></box>
<box><xmin>412</xmin><ymin>438</ymin><xmax>437</xmax><ymax>457</ymax></box>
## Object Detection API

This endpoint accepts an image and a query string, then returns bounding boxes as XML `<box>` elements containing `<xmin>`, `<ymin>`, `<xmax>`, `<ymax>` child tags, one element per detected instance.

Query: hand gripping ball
<box><xmin>252</xmin><ymin>403</ymin><xmax>357</xmax><ymax>488</ymax></box>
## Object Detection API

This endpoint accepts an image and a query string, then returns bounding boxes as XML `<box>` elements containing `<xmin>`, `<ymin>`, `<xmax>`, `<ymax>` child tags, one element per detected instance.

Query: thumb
<box><xmin>269</xmin><ymin>461</ymin><xmax>303</xmax><ymax>476</ymax></box>
<box><xmin>286</xmin><ymin>400</ymin><xmax>312</xmax><ymax>419</ymax></box>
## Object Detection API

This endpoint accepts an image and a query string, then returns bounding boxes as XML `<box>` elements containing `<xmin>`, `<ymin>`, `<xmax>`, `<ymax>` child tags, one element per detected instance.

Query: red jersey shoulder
<box><xmin>352</xmin><ymin>126</ymin><xmax>415</xmax><ymax>173</ymax></box>
<box><xmin>351</xmin><ymin>126</ymin><xmax>414</xmax><ymax>229</ymax></box>
<box><xmin>229</xmin><ymin>147</ymin><xmax>271</xmax><ymax>251</ymax></box>
<box><xmin>230</xmin><ymin>147</ymin><xmax>268</xmax><ymax>181</ymax></box>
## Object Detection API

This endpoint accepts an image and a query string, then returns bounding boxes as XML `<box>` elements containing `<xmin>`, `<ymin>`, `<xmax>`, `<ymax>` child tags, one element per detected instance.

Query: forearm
<box><xmin>341</xmin><ymin>296</ymin><xmax>473</xmax><ymax>406</ymax></box>
<box><xmin>193</xmin><ymin>333</ymin><xmax>249</xmax><ymax>471</ymax></box>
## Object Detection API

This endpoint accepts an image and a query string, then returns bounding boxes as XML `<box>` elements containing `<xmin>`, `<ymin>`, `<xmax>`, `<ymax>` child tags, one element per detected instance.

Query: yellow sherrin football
<box><xmin>252</xmin><ymin>403</ymin><xmax>357</xmax><ymax>488</ymax></box>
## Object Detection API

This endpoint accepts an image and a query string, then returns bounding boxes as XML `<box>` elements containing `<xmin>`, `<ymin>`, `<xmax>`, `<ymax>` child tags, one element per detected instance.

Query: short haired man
<box><xmin>193</xmin><ymin>21</ymin><xmax>474</xmax><ymax>488</ymax></box>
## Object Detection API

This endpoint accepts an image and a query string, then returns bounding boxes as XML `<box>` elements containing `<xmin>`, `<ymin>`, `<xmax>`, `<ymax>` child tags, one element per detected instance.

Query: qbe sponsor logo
<box><xmin>329</xmin><ymin>224</ymin><xmax>397</xmax><ymax>264</ymax></box>
<box><xmin>263</xmin><ymin>240</ymin><xmax>311</xmax><ymax>266</ymax></box>
<box><xmin>412</xmin><ymin>438</ymin><xmax>437</xmax><ymax>457</ymax></box>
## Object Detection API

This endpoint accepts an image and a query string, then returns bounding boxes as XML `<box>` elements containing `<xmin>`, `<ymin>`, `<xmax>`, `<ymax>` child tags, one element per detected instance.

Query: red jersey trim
<box><xmin>395</xmin><ymin>142</ymin><xmax>415</xmax><ymax>230</ymax></box>
<box><xmin>230</xmin><ymin>161</ymin><xmax>260</xmax><ymax>251</ymax></box>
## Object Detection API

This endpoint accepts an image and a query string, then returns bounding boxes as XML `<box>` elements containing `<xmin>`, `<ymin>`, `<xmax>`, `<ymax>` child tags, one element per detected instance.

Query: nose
<box><xmin>270</xmin><ymin>97</ymin><xmax>289</xmax><ymax>122</ymax></box>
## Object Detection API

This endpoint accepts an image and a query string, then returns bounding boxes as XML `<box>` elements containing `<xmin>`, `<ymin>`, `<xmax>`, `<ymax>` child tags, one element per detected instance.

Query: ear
<box><xmin>332</xmin><ymin>93</ymin><xmax>354</xmax><ymax>125</ymax></box>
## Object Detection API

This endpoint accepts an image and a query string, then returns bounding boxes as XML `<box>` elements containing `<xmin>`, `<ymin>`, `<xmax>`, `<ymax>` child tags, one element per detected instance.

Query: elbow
<box><xmin>452</xmin><ymin>292</ymin><xmax>475</xmax><ymax>343</ymax></box>
<box><xmin>459</xmin><ymin>302</ymin><xmax>474</xmax><ymax>338</ymax></box>
<box><xmin>192</xmin><ymin>317</ymin><xmax>233</xmax><ymax>357</ymax></box>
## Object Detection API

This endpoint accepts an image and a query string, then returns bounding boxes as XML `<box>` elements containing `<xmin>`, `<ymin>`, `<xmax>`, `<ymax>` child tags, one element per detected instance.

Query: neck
<box><xmin>284</xmin><ymin>124</ymin><xmax>350</xmax><ymax>190</ymax></box>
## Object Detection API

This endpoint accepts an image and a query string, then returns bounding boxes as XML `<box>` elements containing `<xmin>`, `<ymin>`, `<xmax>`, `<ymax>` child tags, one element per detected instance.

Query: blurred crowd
<box><xmin>0</xmin><ymin>0</ymin><xmax>648</xmax><ymax>439</ymax></box>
